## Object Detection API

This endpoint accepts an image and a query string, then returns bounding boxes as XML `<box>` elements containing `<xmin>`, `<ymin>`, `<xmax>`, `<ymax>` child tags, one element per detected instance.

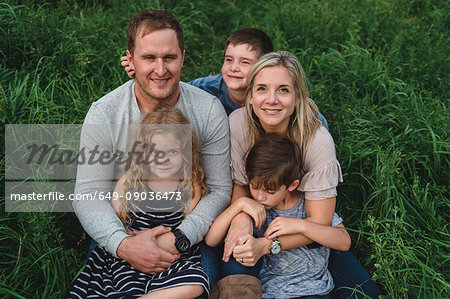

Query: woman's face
<box><xmin>249</xmin><ymin>65</ymin><xmax>296</xmax><ymax>134</ymax></box>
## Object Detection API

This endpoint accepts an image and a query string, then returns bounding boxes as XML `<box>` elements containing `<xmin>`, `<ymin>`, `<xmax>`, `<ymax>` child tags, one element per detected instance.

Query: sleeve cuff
<box><xmin>106</xmin><ymin>229</ymin><xmax>130</xmax><ymax>258</ymax></box>
<box><xmin>177</xmin><ymin>222</ymin><xmax>200</xmax><ymax>246</ymax></box>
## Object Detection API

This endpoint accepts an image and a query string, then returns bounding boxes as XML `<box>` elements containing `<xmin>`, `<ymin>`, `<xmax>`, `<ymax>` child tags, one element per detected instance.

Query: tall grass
<box><xmin>1</xmin><ymin>0</ymin><xmax>448</xmax><ymax>298</ymax></box>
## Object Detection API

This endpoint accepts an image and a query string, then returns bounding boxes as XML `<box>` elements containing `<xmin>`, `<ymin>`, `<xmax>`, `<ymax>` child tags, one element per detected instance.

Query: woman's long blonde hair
<box><xmin>245</xmin><ymin>51</ymin><xmax>322</xmax><ymax>163</ymax></box>
<box><xmin>117</xmin><ymin>106</ymin><xmax>208</xmax><ymax>226</ymax></box>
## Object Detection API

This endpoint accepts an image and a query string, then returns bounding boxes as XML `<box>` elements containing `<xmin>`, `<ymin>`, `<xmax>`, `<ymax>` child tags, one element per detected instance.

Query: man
<box><xmin>73</xmin><ymin>9</ymin><xmax>231</xmax><ymax>275</ymax></box>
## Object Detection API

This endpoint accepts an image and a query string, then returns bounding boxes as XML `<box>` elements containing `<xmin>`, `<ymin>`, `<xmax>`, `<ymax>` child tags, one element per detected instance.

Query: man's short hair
<box><xmin>225</xmin><ymin>28</ymin><xmax>274</xmax><ymax>57</ymax></box>
<box><xmin>246</xmin><ymin>134</ymin><xmax>301</xmax><ymax>191</ymax></box>
<box><xmin>127</xmin><ymin>9</ymin><xmax>184</xmax><ymax>55</ymax></box>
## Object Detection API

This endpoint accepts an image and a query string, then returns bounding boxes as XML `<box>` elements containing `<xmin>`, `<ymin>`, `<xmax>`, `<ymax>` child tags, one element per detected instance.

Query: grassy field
<box><xmin>1</xmin><ymin>0</ymin><xmax>449</xmax><ymax>298</ymax></box>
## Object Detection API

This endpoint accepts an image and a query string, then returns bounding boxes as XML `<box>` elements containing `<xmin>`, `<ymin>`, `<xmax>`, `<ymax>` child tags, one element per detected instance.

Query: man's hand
<box><xmin>117</xmin><ymin>225</ymin><xmax>180</xmax><ymax>274</ymax></box>
<box><xmin>120</xmin><ymin>55</ymin><xmax>135</xmax><ymax>79</ymax></box>
<box><xmin>232</xmin><ymin>234</ymin><xmax>270</xmax><ymax>267</ymax></box>
<box><xmin>222</xmin><ymin>212</ymin><xmax>253</xmax><ymax>262</ymax></box>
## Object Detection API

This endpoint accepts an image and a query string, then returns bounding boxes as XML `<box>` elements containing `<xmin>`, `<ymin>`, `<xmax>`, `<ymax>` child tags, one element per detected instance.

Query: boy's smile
<box><xmin>221</xmin><ymin>43</ymin><xmax>258</xmax><ymax>104</ymax></box>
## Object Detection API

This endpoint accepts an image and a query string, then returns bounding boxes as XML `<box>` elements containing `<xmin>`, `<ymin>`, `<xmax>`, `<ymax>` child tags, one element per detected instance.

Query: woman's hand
<box><xmin>120</xmin><ymin>55</ymin><xmax>135</xmax><ymax>79</ymax></box>
<box><xmin>232</xmin><ymin>234</ymin><xmax>271</xmax><ymax>267</ymax></box>
<box><xmin>236</xmin><ymin>197</ymin><xmax>266</xmax><ymax>230</ymax></box>
<box><xmin>264</xmin><ymin>217</ymin><xmax>303</xmax><ymax>239</ymax></box>
<box><xmin>222</xmin><ymin>212</ymin><xmax>253</xmax><ymax>262</ymax></box>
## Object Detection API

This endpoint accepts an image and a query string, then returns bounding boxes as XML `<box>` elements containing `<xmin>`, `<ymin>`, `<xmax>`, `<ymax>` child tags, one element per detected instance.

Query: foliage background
<box><xmin>1</xmin><ymin>0</ymin><xmax>448</xmax><ymax>297</ymax></box>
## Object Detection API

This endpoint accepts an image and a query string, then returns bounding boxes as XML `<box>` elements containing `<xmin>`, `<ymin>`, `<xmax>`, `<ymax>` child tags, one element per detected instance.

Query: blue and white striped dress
<box><xmin>68</xmin><ymin>190</ymin><xmax>209</xmax><ymax>298</ymax></box>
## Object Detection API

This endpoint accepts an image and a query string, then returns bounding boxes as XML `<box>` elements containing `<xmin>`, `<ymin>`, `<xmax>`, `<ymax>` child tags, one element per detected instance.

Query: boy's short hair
<box><xmin>246</xmin><ymin>134</ymin><xmax>301</xmax><ymax>191</ymax></box>
<box><xmin>225</xmin><ymin>28</ymin><xmax>274</xmax><ymax>57</ymax></box>
<box><xmin>127</xmin><ymin>9</ymin><xmax>184</xmax><ymax>55</ymax></box>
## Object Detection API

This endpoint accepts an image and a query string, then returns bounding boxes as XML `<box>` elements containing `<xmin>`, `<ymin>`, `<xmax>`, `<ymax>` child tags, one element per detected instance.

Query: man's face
<box><xmin>128</xmin><ymin>28</ymin><xmax>185</xmax><ymax>104</ymax></box>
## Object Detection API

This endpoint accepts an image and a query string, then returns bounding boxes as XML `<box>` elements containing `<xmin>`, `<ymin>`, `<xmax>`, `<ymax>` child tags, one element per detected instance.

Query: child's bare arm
<box><xmin>205</xmin><ymin>197</ymin><xmax>265</xmax><ymax>247</ymax></box>
<box><xmin>204</xmin><ymin>201</ymin><xmax>242</xmax><ymax>247</ymax></box>
<box><xmin>265</xmin><ymin>217</ymin><xmax>351</xmax><ymax>251</ymax></box>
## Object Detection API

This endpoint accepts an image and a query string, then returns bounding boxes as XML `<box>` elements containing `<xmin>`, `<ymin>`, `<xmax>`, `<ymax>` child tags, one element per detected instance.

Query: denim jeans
<box><xmin>200</xmin><ymin>241</ymin><xmax>262</xmax><ymax>288</ymax></box>
<box><xmin>201</xmin><ymin>243</ymin><xmax>382</xmax><ymax>298</ymax></box>
<box><xmin>328</xmin><ymin>249</ymin><xmax>382</xmax><ymax>298</ymax></box>
<box><xmin>89</xmin><ymin>240</ymin><xmax>382</xmax><ymax>298</ymax></box>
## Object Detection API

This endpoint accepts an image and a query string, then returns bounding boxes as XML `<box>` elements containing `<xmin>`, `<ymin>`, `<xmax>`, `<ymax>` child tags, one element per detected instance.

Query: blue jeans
<box><xmin>201</xmin><ymin>243</ymin><xmax>382</xmax><ymax>298</ymax></box>
<box><xmin>89</xmin><ymin>240</ymin><xmax>382</xmax><ymax>298</ymax></box>
<box><xmin>328</xmin><ymin>249</ymin><xmax>382</xmax><ymax>298</ymax></box>
<box><xmin>200</xmin><ymin>241</ymin><xmax>262</xmax><ymax>288</ymax></box>
<box><xmin>300</xmin><ymin>295</ymin><xmax>331</xmax><ymax>299</ymax></box>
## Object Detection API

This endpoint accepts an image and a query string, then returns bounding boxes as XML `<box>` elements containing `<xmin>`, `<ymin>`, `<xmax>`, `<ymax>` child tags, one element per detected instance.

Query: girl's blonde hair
<box><xmin>117</xmin><ymin>106</ymin><xmax>208</xmax><ymax>226</ymax></box>
<box><xmin>245</xmin><ymin>51</ymin><xmax>322</xmax><ymax>164</ymax></box>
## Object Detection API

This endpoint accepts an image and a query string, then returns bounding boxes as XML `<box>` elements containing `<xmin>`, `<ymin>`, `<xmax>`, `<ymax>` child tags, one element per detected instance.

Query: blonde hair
<box><xmin>245</xmin><ymin>51</ymin><xmax>322</xmax><ymax>163</ymax></box>
<box><xmin>117</xmin><ymin>106</ymin><xmax>208</xmax><ymax>226</ymax></box>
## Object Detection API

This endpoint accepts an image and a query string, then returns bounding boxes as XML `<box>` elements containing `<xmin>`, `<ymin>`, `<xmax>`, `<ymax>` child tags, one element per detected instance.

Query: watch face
<box><xmin>177</xmin><ymin>239</ymin><xmax>190</xmax><ymax>252</ymax></box>
<box><xmin>271</xmin><ymin>241</ymin><xmax>282</xmax><ymax>254</ymax></box>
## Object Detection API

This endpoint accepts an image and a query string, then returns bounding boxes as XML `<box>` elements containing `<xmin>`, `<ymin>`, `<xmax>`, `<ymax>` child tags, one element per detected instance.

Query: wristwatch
<box><xmin>172</xmin><ymin>228</ymin><xmax>190</xmax><ymax>253</ymax></box>
<box><xmin>270</xmin><ymin>237</ymin><xmax>282</xmax><ymax>254</ymax></box>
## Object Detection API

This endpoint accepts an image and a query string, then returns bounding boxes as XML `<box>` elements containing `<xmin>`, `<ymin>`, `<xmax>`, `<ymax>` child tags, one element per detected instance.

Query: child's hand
<box><xmin>264</xmin><ymin>217</ymin><xmax>303</xmax><ymax>239</ymax></box>
<box><xmin>236</xmin><ymin>197</ymin><xmax>266</xmax><ymax>229</ymax></box>
<box><xmin>121</xmin><ymin>55</ymin><xmax>135</xmax><ymax>79</ymax></box>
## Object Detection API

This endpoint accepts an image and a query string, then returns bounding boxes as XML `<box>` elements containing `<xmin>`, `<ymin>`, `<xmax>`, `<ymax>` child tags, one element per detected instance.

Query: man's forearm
<box><xmin>73</xmin><ymin>116</ymin><xmax>129</xmax><ymax>257</ymax></box>
<box><xmin>73</xmin><ymin>192</ymin><xmax>128</xmax><ymax>256</ymax></box>
<box><xmin>177</xmin><ymin>103</ymin><xmax>232</xmax><ymax>244</ymax></box>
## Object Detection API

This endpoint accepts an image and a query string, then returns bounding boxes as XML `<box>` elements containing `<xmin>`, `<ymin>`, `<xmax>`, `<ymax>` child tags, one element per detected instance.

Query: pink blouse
<box><xmin>229</xmin><ymin>107</ymin><xmax>343</xmax><ymax>201</ymax></box>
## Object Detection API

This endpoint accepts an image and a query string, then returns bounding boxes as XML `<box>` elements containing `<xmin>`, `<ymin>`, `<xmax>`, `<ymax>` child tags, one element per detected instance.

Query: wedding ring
<box><xmin>240</xmin><ymin>258</ymin><xmax>244</xmax><ymax>263</ymax></box>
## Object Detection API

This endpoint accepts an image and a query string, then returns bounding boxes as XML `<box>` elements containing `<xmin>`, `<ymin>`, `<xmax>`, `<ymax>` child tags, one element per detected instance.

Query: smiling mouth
<box><xmin>262</xmin><ymin>108</ymin><xmax>282</xmax><ymax>114</ymax></box>
<box><xmin>151</xmin><ymin>78</ymin><xmax>170</xmax><ymax>84</ymax></box>
<box><xmin>227</xmin><ymin>75</ymin><xmax>243</xmax><ymax>79</ymax></box>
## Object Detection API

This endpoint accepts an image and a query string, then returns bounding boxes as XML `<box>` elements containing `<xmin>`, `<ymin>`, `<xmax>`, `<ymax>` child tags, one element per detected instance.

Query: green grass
<box><xmin>1</xmin><ymin>0</ymin><xmax>449</xmax><ymax>298</ymax></box>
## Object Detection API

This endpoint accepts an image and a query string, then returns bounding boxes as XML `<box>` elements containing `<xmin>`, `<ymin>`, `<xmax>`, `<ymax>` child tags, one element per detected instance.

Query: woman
<box><xmin>220</xmin><ymin>51</ymin><xmax>381</xmax><ymax>298</ymax></box>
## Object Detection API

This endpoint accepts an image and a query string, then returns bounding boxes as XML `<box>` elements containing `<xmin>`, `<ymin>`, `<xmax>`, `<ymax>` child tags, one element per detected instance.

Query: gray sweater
<box><xmin>73</xmin><ymin>80</ymin><xmax>232</xmax><ymax>257</ymax></box>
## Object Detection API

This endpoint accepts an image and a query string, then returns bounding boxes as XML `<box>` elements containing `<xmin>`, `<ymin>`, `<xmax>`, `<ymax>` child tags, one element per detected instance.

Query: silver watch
<box><xmin>270</xmin><ymin>237</ymin><xmax>282</xmax><ymax>254</ymax></box>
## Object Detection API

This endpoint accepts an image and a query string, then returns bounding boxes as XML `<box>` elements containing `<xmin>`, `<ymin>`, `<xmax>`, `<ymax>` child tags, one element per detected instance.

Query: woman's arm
<box><xmin>262</xmin><ymin>197</ymin><xmax>336</xmax><ymax>251</ymax></box>
<box><xmin>265</xmin><ymin>217</ymin><xmax>351</xmax><ymax>251</ymax></box>
<box><xmin>304</xmin><ymin>197</ymin><xmax>336</xmax><ymax>226</ymax></box>
<box><xmin>224</xmin><ymin>189</ymin><xmax>336</xmax><ymax>258</ymax></box>
<box><xmin>231</xmin><ymin>183</ymin><xmax>250</xmax><ymax>203</ymax></box>
<box><xmin>232</xmin><ymin>221</ymin><xmax>350</xmax><ymax>267</ymax></box>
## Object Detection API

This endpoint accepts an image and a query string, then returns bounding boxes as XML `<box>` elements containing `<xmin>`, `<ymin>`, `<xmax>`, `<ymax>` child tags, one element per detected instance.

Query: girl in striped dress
<box><xmin>69</xmin><ymin>107</ymin><xmax>209</xmax><ymax>298</ymax></box>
